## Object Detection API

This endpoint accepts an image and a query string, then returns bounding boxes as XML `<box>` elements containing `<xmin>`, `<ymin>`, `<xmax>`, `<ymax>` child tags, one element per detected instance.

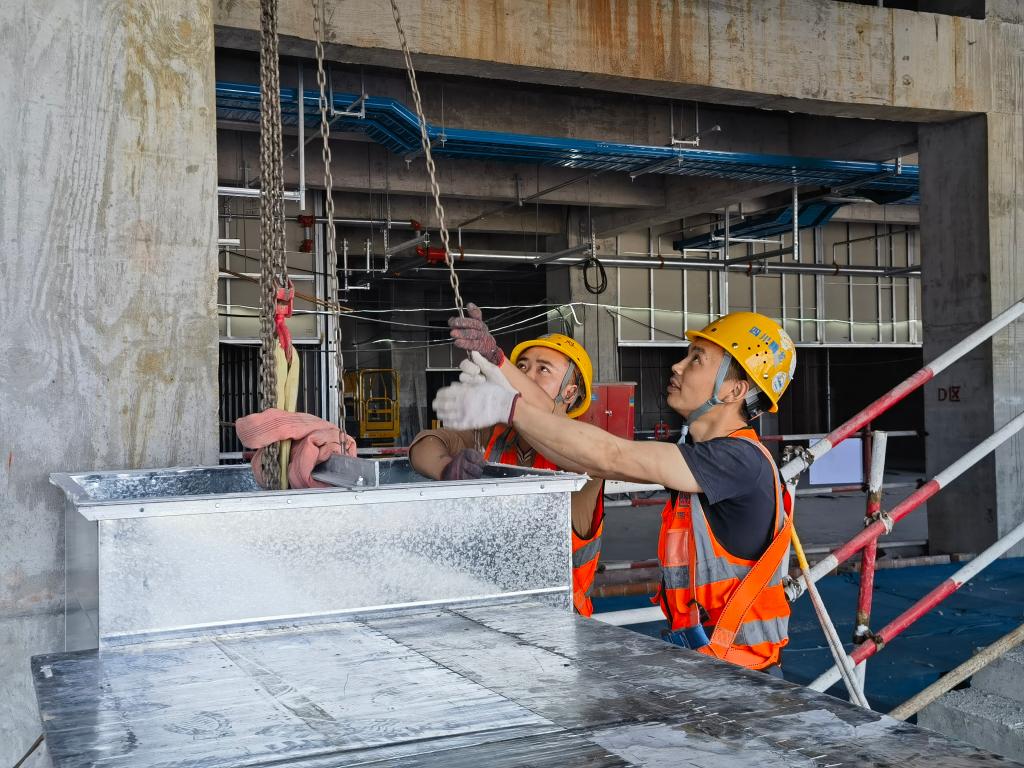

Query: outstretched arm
<box><xmin>449</xmin><ymin>303</ymin><xmax>556</xmax><ymax>411</ymax></box>
<box><xmin>434</xmin><ymin>354</ymin><xmax>701</xmax><ymax>491</ymax></box>
<box><xmin>512</xmin><ymin>398</ymin><xmax>699</xmax><ymax>490</ymax></box>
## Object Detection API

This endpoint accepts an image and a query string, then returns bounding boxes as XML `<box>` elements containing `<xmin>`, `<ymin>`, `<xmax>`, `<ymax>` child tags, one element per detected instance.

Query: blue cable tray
<box><xmin>674</xmin><ymin>201</ymin><xmax>844</xmax><ymax>251</ymax></box>
<box><xmin>216</xmin><ymin>81</ymin><xmax>919</xmax><ymax>199</ymax></box>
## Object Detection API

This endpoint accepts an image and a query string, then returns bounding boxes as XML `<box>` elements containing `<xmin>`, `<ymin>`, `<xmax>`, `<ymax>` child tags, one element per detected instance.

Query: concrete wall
<box><xmin>0</xmin><ymin>0</ymin><xmax>219</xmax><ymax>762</ymax></box>
<box><xmin>215</xmin><ymin>0</ymin><xmax>991</xmax><ymax>121</ymax></box>
<box><xmin>917</xmin><ymin>17</ymin><xmax>1024</xmax><ymax>558</ymax></box>
<box><xmin>920</xmin><ymin>112</ymin><xmax>1024</xmax><ymax>557</ymax></box>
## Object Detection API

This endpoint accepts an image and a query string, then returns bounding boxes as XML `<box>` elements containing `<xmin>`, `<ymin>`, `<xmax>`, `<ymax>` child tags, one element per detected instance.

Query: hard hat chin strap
<box><xmin>683</xmin><ymin>353</ymin><xmax>733</xmax><ymax>425</ymax></box>
<box><xmin>553</xmin><ymin>361</ymin><xmax>578</xmax><ymax>410</ymax></box>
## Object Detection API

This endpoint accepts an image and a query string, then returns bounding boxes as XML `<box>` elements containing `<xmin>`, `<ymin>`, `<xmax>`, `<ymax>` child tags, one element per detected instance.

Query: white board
<box><xmin>808</xmin><ymin>437</ymin><xmax>863</xmax><ymax>486</ymax></box>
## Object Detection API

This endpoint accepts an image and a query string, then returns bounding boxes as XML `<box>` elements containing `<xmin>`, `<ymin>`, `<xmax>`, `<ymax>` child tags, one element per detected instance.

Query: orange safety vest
<box><xmin>651</xmin><ymin>427</ymin><xmax>792</xmax><ymax>670</ymax></box>
<box><xmin>485</xmin><ymin>424</ymin><xmax>604</xmax><ymax>616</ymax></box>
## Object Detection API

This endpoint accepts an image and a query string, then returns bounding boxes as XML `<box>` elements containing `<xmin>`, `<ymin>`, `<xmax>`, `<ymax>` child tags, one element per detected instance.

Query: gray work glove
<box><xmin>441</xmin><ymin>447</ymin><xmax>487</xmax><ymax>481</ymax></box>
<box><xmin>448</xmin><ymin>303</ymin><xmax>503</xmax><ymax>366</ymax></box>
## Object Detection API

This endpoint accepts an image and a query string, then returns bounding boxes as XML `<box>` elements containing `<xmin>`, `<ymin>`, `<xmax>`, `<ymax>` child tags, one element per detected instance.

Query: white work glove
<box><xmin>434</xmin><ymin>352</ymin><xmax>519</xmax><ymax>430</ymax></box>
<box><xmin>457</xmin><ymin>350</ymin><xmax>511</xmax><ymax>386</ymax></box>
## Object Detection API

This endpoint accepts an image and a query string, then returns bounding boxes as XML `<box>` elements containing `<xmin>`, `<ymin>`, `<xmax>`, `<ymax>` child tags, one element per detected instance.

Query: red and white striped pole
<box><xmin>853</xmin><ymin>431</ymin><xmax>887</xmax><ymax>689</ymax></box>
<box><xmin>780</xmin><ymin>300</ymin><xmax>1024</xmax><ymax>484</ymax></box>
<box><xmin>789</xmin><ymin>410</ymin><xmax>1024</xmax><ymax>600</ymax></box>
<box><xmin>808</xmin><ymin>514</ymin><xmax>1024</xmax><ymax>693</ymax></box>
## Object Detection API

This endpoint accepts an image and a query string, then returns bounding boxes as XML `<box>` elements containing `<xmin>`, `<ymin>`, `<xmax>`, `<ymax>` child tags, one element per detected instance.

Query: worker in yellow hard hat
<box><xmin>408</xmin><ymin>304</ymin><xmax>605</xmax><ymax>616</ymax></box>
<box><xmin>433</xmin><ymin>311</ymin><xmax>796</xmax><ymax>676</ymax></box>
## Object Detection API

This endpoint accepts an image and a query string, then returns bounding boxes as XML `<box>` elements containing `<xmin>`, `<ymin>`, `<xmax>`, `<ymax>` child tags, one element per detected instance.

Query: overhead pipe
<box><xmin>451</xmin><ymin>250</ymin><xmax>920</xmax><ymax>278</ymax></box>
<box><xmin>534</xmin><ymin>242</ymin><xmax>593</xmax><ymax>265</ymax></box>
<box><xmin>297</xmin><ymin>64</ymin><xmax>306</xmax><ymax>211</ymax></box>
<box><xmin>216</xmin><ymin>211</ymin><xmax>417</xmax><ymax>228</ymax></box>
<box><xmin>792</xmin><ymin>185</ymin><xmax>799</xmax><ymax>262</ymax></box>
<box><xmin>218</xmin><ymin>186</ymin><xmax>303</xmax><ymax>203</ymax></box>
<box><xmin>385</xmin><ymin>233</ymin><xmax>430</xmax><ymax>257</ymax></box>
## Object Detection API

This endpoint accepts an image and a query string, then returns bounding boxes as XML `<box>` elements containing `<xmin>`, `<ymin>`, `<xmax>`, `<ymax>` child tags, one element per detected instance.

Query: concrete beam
<box><xmin>217</xmin><ymin>130</ymin><xmax>663</xmax><ymax>210</ymax></box>
<box><xmin>593</xmin><ymin>178</ymin><xmax>789</xmax><ymax>237</ymax></box>
<box><xmin>221</xmin><ymin>49</ymin><xmax>920</xmax><ymax>165</ymax></box>
<box><xmin>214</xmin><ymin>0</ymin><xmax>994</xmax><ymax>121</ymax></box>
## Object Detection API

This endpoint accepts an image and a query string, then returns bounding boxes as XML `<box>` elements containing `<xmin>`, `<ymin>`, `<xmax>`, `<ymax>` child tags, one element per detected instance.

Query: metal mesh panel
<box><xmin>218</xmin><ymin>344</ymin><xmax>324</xmax><ymax>458</ymax></box>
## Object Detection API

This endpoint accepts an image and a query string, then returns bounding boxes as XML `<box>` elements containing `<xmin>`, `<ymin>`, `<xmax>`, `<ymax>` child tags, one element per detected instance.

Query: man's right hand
<box><xmin>449</xmin><ymin>303</ymin><xmax>503</xmax><ymax>365</ymax></box>
<box><xmin>441</xmin><ymin>448</ymin><xmax>487</xmax><ymax>481</ymax></box>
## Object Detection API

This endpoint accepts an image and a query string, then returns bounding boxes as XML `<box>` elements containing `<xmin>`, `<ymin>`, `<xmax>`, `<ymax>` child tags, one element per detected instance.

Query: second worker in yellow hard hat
<box><xmin>408</xmin><ymin>303</ymin><xmax>605</xmax><ymax>616</ymax></box>
<box><xmin>433</xmin><ymin>311</ymin><xmax>796</xmax><ymax>676</ymax></box>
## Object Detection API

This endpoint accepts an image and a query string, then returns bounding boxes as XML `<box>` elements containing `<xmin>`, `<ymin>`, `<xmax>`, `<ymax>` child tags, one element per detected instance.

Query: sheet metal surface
<box><xmin>33</xmin><ymin>600</ymin><xmax>1015</xmax><ymax>767</ymax></box>
<box><xmin>51</xmin><ymin>461</ymin><xmax>582</xmax><ymax>648</ymax></box>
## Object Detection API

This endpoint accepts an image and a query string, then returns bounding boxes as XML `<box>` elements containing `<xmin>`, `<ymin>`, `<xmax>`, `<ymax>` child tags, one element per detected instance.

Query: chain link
<box><xmin>388</xmin><ymin>0</ymin><xmax>465</xmax><ymax>318</ymax></box>
<box><xmin>258</xmin><ymin>0</ymin><xmax>286</xmax><ymax>488</ymax></box>
<box><xmin>312</xmin><ymin>0</ymin><xmax>348</xmax><ymax>436</ymax></box>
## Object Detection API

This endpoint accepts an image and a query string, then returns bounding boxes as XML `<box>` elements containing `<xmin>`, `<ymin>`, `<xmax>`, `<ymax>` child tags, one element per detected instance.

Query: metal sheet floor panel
<box><xmin>33</xmin><ymin>601</ymin><xmax>1017</xmax><ymax>768</ymax></box>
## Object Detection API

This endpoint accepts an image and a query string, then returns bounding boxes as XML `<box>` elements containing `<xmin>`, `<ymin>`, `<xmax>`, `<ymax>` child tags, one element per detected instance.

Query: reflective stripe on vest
<box><xmin>571</xmin><ymin>513</ymin><xmax>603</xmax><ymax>617</ymax></box>
<box><xmin>572</xmin><ymin>535</ymin><xmax>602</xmax><ymax>569</ymax></box>
<box><xmin>653</xmin><ymin>427</ymin><xmax>792</xmax><ymax>670</ymax></box>
<box><xmin>485</xmin><ymin>425</ymin><xmax>603</xmax><ymax>617</ymax></box>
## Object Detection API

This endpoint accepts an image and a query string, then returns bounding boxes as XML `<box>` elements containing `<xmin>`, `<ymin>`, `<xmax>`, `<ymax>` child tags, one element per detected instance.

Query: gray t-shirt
<box><xmin>675</xmin><ymin>432</ymin><xmax>777</xmax><ymax>561</ymax></box>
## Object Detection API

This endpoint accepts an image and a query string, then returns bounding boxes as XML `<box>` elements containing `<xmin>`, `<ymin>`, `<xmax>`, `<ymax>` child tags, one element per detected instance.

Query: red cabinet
<box><xmin>578</xmin><ymin>382</ymin><xmax>636</xmax><ymax>440</ymax></box>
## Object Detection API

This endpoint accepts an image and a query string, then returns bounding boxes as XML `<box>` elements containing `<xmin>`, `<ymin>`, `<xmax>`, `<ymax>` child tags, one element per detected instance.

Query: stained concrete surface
<box><xmin>1</xmin><ymin>613</ymin><xmax>61</xmax><ymax>767</ymax></box>
<box><xmin>920</xmin><ymin>688</ymin><xmax>1024</xmax><ymax>763</ymax></box>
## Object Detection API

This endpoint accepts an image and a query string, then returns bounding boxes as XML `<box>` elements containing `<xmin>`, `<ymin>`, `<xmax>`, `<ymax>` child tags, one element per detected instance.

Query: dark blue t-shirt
<box><xmin>675</xmin><ymin>433</ymin><xmax>777</xmax><ymax>561</ymax></box>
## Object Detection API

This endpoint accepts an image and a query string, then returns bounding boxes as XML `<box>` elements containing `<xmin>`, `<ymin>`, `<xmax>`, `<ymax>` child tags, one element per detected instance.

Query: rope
<box><xmin>871</xmin><ymin>509</ymin><xmax>895</xmax><ymax>534</ymax></box>
<box><xmin>388</xmin><ymin>0</ymin><xmax>465</xmax><ymax>318</ymax></box>
<box><xmin>13</xmin><ymin>734</ymin><xmax>44</xmax><ymax>768</ymax></box>
<box><xmin>581</xmin><ymin>255</ymin><xmax>608</xmax><ymax>295</ymax></box>
<box><xmin>312</xmin><ymin>0</ymin><xmax>348</xmax><ymax>434</ymax></box>
<box><xmin>258</xmin><ymin>0</ymin><xmax>287</xmax><ymax>488</ymax></box>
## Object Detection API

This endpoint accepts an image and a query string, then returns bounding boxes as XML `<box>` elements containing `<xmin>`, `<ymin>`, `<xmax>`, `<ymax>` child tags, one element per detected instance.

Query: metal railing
<box><xmin>778</xmin><ymin>299</ymin><xmax>1024</xmax><ymax>708</ymax></box>
<box><xmin>594</xmin><ymin>299</ymin><xmax>1024</xmax><ymax>711</ymax></box>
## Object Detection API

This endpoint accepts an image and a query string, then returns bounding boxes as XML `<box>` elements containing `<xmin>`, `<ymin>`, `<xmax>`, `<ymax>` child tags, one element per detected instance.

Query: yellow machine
<box><xmin>343</xmin><ymin>368</ymin><xmax>400</xmax><ymax>445</ymax></box>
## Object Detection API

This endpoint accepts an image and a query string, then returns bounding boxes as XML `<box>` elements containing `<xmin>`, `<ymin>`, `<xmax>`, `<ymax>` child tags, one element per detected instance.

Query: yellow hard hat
<box><xmin>685</xmin><ymin>312</ymin><xmax>796</xmax><ymax>413</ymax></box>
<box><xmin>509</xmin><ymin>333</ymin><xmax>593</xmax><ymax>418</ymax></box>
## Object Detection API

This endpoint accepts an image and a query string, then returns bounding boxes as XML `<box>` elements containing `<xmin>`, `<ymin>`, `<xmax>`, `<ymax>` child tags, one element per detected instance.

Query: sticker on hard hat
<box><xmin>749</xmin><ymin>326</ymin><xmax>788</xmax><ymax>365</ymax></box>
<box><xmin>772</xmin><ymin>372</ymin><xmax>787</xmax><ymax>394</ymax></box>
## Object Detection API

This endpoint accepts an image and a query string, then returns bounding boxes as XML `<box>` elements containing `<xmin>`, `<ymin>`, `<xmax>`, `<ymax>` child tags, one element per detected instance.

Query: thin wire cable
<box><xmin>312</xmin><ymin>0</ymin><xmax>347</xmax><ymax>432</ymax></box>
<box><xmin>388</xmin><ymin>0</ymin><xmax>465</xmax><ymax>317</ymax></box>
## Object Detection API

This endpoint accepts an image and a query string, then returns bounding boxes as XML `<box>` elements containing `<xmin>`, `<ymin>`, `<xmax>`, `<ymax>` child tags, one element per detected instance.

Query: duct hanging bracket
<box><xmin>404</xmin><ymin>134</ymin><xmax>446</xmax><ymax>165</ymax></box>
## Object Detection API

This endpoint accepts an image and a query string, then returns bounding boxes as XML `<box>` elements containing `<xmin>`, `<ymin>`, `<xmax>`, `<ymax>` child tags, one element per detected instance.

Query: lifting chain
<box><xmin>312</xmin><ymin>0</ymin><xmax>348</xmax><ymax>436</ymax></box>
<box><xmin>258</xmin><ymin>0</ymin><xmax>288</xmax><ymax>488</ymax></box>
<box><xmin>388</xmin><ymin>0</ymin><xmax>465</xmax><ymax>318</ymax></box>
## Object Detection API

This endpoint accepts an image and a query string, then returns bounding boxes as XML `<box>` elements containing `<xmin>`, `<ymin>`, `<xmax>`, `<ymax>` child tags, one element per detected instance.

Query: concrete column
<box><xmin>0</xmin><ymin>0</ymin><xmax>218</xmax><ymax>762</ymax></box>
<box><xmin>920</xmin><ymin>113</ymin><xmax>1024</xmax><ymax>557</ymax></box>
